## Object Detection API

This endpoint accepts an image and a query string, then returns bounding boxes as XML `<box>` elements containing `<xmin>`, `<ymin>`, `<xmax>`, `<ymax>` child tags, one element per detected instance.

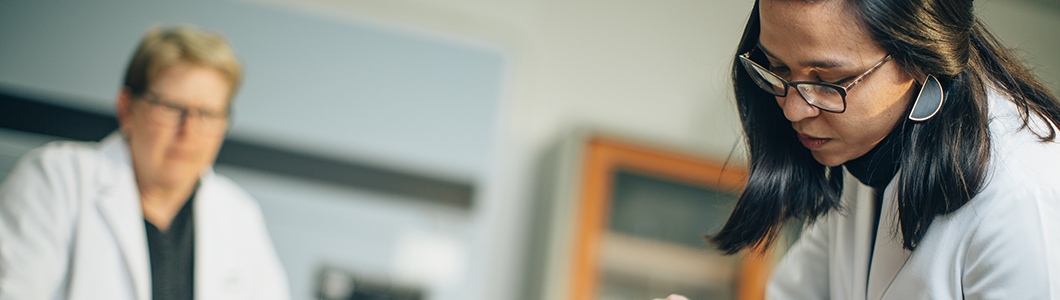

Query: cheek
<box><xmin>143</xmin><ymin>127</ymin><xmax>175</xmax><ymax>154</ymax></box>
<box><xmin>181</xmin><ymin>134</ymin><xmax>225</xmax><ymax>165</ymax></box>
<box><xmin>866</xmin><ymin>68</ymin><xmax>918</xmax><ymax>117</ymax></box>
<box><xmin>850</xmin><ymin>74</ymin><xmax>917</xmax><ymax>120</ymax></box>
<box><xmin>126</xmin><ymin>121</ymin><xmax>161</xmax><ymax>151</ymax></box>
<box><xmin>196</xmin><ymin>137</ymin><xmax>224</xmax><ymax>157</ymax></box>
<box><xmin>128</xmin><ymin>124</ymin><xmax>182</xmax><ymax>165</ymax></box>
<box><xmin>837</xmin><ymin>85</ymin><xmax>915</xmax><ymax>147</ymax></box>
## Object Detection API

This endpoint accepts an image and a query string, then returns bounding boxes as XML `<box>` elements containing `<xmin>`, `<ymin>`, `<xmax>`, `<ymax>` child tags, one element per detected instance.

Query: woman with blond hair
<box><xmin>0</xmin><ymin>27</ymin><xmax>290</xmax><ymax>300</ymax></box>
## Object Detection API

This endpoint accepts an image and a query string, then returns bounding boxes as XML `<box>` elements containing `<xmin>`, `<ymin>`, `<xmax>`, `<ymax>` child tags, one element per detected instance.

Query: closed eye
<box><xmin>769</xmin><ymin>65</ymin><xmax>791</xmax><ymax>78</ymax></box>
<box><xmin>199</xmin><ymin>110</ymin><xmax>224</xmax><ymax>119</ymax></box>
<box><xmin>829</xmin><ymin>75</ymin><xmax>857</xmax><ymax>86</ymax></box>
<box><xmin>161</xmin><ymin>102</ymin><xmax>185</xmax><ymax>112</ymax></box>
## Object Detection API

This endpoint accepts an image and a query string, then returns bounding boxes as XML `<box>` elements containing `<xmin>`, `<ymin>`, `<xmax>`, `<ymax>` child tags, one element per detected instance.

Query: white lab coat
<box><xmin>767</xmin><ymin>89</ymin><xmax>1060</xmax><ymax>299</ymax></box>
<box><xmin>0</xmin><ymin>133</ymin><xmax>290</xmax><ymax>300</ymax></box>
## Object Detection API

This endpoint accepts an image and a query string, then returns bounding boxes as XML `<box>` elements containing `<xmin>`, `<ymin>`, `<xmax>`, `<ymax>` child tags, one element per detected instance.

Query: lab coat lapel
<box><xmin>866</xmin><ymin>179</ymin><xmax>912</xmax><ymax>300</ymax></box>
<box><xmin>848</xmin><ymin>175</ymin><xmax>876</xmax><ymax>300</ymax></box>
<box><xmin>194</xmin><ymin>170</ymin><xmax>239</xmax><ymax>300</ymax></box>
<box><xmin>96</xmin><ymin>133</ymin><xmax>152</xmax><ymax>300</ymax></box>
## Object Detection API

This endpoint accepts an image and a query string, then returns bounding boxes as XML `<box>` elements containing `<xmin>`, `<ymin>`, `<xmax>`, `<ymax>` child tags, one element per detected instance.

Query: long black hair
<box><xmin>711</xmin><ymin>0</ymin><xmax>1060</xmax><ymax>254</ymax></box>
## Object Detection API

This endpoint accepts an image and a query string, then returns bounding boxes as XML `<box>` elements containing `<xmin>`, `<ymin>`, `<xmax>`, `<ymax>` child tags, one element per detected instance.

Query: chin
<box><xmin>157</xmin><ymin>162</ymin><xmax>207</xmax><ymax>183</ymax></box>
<box><xmin>811</xmin><ymin>152</ymin><xmax>847</xmax><ymax>167</ymax></box>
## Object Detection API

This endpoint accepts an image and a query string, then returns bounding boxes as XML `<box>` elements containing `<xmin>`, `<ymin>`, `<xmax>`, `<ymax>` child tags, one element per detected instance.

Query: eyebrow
<box><xmin>756</xmin><ymin>43</ymin><xmax>849</xmax><ymax>69</ymax></box>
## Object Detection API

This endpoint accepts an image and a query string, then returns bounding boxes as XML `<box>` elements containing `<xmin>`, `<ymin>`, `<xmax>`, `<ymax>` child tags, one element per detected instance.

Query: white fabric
<box><xmin>767</xmin><ymin>89</ymin><xmax>1060</xmax><ymax>300</ymax></box>
<box><xmin>0</xmin><ymin>133</ymin><xmax>290</xmax><ymax>300</ymax></box>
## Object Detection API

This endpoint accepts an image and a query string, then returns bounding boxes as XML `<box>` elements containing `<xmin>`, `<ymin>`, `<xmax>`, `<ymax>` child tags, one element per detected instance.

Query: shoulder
<box><xmin>951</xmin><ymin>179</ymin><xmax>1059</xmax><ymax>297</ymax></box>
<box><xmin>22</xmin><ymin>140</ymin><xmax>104</xmax><ymax>168</ymax></box>
<box><xmin>15</xmin><ymin>132</ymin><xmax>130</xmax><ymax>176</ymax></box>
<box><xmin>199</xmin><ymin>173</ymin><xmax>268</xmax><ymax>224</ymax></box>
<box><xmin>966</xmin><ymin>172</ymin><xmax>1059</xmax><ymax>250</ymax></box>
<box><xmin>974</xmin><ymin>89</ymin><xmax>1060</xmax><ymax>244</ymax></box>
<box><xmin>2</xmin><ymin>139</ymin><xmax>111</xmax><ymax>192</ymax></box>
<box><xmin>967</xmin><ymin>137</ymin><xmax>1060</xmax><ymax>248</ymax></box>
<box><xmin>204</xmin><ymin>173</ymin><xmax>254</xmax><ymax>202</ymax></box>
<box><xmin>949</xmin><ymin>92</ymin><xmax>1060</xmax><ymax>295</ymax></box>
<box><xmin>983</xmin><ymin>88</ymin><xmax>1060</xmax><ymax>202</ymax></box>
<box><xmin>0</xmin><ymin>139</ymin><xmax>116</xmax><ymax>246</ymax></box>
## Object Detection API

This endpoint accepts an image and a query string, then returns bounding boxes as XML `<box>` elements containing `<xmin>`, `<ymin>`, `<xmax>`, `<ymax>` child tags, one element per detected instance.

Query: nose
<box><xmin>778</xmin><ymin>88</ymin><xmax>821</xmax><ymax>122</ymax></box>
<box><xmin>175</xmin><ymin>110</ymin><xmax>201</xmax><ymax>133</ymax></box>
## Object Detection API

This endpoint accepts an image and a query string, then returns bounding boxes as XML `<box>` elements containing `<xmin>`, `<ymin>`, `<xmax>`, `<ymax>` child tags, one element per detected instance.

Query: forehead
<box><xmin>148</xmin><ymin>63</ymin><xmax>232</xmax><ymax>109</ymax></box>
<box><xmin>758</xmin><ymin>0</ymin><xmax>882</xmax><ymax>66</ymax></box>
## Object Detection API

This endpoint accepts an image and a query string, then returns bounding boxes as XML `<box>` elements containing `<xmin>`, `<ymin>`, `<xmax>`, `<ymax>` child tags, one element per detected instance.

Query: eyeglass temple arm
<box><xmin>844</xmin><ymin>55</ymin><xmax>891</xmax><ymax>89</ymax></box>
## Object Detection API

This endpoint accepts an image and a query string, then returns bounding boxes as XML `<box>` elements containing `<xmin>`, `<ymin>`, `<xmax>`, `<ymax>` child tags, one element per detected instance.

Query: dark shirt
<box><xmin>144</xmin><ymin>192</ymin><xmax>195</xmax><ymax>300</ymax></box>
<box><xmin>844</xmin><ymin>132</ymin><xmax>901</xmax><ymax>192</ymax></box>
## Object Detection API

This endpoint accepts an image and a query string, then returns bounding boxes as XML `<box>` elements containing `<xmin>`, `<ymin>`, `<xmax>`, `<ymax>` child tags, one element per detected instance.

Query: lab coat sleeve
<box><xmin>961</xmin><ymin>189</ymin><xmax>1059</xmax><ymax>300</ymax></box>
<box><xmin>0</xmin><ymin>145</ymin><xmax>86</xmax><ymax>299</ymax></box>
<box><xmin>767</xmin><ymin>218</ymin><xmax>831</xmax><ymax>300</ymax></box>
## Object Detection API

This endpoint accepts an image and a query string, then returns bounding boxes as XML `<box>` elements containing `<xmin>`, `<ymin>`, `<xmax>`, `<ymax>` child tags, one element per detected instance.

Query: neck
<box><xmin>138</xmin><ymin>178</ymin><xmax>198</xmax><ymax>232</ymax></box>
<box><xmin>844</xmin><ymin>129</ymin><xmax>902</xmax><ymax>191</ymax></box>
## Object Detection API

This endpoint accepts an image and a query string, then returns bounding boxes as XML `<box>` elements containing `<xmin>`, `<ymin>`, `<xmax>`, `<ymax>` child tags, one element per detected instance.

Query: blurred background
<box><xmin>1</xmin><ymin>0</ymin><xmax>1057</xmax><ymax>299</ymax></box>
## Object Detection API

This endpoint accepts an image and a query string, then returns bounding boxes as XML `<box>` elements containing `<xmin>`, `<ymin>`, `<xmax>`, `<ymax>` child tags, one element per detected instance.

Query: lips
<box><xmin>797</xmin><ymin>133</ymin><xmax>831</xmax><ymax>149</ymax></box>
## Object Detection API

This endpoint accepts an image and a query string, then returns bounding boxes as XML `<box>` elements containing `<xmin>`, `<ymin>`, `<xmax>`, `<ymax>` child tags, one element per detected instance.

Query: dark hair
<box><xmin>711</xmin><ymin>0</ymin><xmax>1060</xmax><ymax>254</ymax></box>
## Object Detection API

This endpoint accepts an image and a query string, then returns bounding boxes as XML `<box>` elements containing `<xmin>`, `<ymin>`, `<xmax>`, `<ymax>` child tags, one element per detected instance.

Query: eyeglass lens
<box><xmin>740</xmin><ymin>56</ymin><xmax>846</xmax><ymax>113</ymax></box>
<box><xmin>142</xmin><ymin>95</ymin><xmax>228</xmax><ymax>133</ymax></box>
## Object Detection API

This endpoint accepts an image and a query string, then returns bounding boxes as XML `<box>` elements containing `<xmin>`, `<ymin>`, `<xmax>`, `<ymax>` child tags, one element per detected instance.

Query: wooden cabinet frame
<box><xmin>525</xmin><ymin>130</ymin><xmax>772</xmax><ymax>300</ymax></box>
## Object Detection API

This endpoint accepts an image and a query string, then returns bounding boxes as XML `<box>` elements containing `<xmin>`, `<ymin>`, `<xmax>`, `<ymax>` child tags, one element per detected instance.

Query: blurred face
<box><xmin>758</xmin><ymin>0</ymin><xmax>918</xmax><ymax>166</ymax></box>
<box><xmin>117</xmin><ymin>63</ymin><xmax>231</xmax><ymax>189</ymax></box>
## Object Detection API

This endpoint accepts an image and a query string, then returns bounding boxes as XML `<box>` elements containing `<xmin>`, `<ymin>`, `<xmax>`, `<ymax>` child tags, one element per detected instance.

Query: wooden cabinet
<box><xmin>524</xmin><ymin>131</ymin><xmax>775</xmax><ymax>300</ymax></box>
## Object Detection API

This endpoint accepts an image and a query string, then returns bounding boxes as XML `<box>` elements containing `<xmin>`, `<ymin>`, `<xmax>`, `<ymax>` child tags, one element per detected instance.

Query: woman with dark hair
<box><xmin>657</xmin><ymin>0</ymin><xmax>1060</xmax><ymax>299</ymax></box>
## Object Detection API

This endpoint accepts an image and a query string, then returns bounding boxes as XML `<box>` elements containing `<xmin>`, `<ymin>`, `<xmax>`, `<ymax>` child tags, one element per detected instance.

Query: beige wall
<box><xmin>978</xmin><ymin>0</ymin><xmax>1060</xmax><ymax>94</ymax></box>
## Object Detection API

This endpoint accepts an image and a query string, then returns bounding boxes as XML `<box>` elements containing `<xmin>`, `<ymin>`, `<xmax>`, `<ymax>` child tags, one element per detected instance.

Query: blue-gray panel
<box><xmin>0</xmin><ymin>0</ymin><xmax>505</xmax><ymax>177</ymax></box>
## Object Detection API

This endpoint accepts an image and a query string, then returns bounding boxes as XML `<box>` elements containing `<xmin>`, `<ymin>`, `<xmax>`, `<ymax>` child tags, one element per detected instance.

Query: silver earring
<box><xmin>909</xmin><ymin>75</ymin><xmax>944</xmax><ymax>121</ymax></box>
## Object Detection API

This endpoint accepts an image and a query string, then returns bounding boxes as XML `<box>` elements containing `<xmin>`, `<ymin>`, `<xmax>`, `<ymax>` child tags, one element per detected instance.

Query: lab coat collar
<box><xmin>193</xmin><ymin>168</ymin><xmax>239</xmax><ymax>300</ymax></box>
<box><xmin>866</xmin><ymin>176</ymin><xmax>913</xmax><ymax>300</ymax></box>
<box><xmin>94</xmin><ymin>131</ymin><xmax>226</xmax><ymax>300</ymax></box>
<box><xmin>847</xmin><ymin>173</ymin><xmax>876</xmax><ymax>300</ymax></box>
<box><xmin>95</xmin><ymin>131</ymin><xmax>152</xmax><ymax>300</ymax></box>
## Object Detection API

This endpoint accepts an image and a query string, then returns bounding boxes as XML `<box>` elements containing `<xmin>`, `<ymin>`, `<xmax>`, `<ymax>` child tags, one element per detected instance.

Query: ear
<box><xmin>115</xmin><ymin>88</ymin><xmax>133</xmax><ymax>133</ymax></box>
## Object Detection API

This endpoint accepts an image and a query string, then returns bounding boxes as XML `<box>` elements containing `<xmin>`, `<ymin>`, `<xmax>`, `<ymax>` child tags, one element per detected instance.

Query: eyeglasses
<box><xmin>136</xmin><ymin>92</ymin><xmax>229</xmax><ymax>134</ymax></box>
<box><xmin>738</xmin><ymin>51</ymin><xmax>891</xmax><ymax>113</ymax></box>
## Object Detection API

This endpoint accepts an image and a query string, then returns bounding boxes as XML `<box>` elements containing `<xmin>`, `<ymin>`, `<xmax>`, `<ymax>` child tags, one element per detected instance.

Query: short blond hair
<box><xmin>123</xmin><ymin>26</ymin><xmax>242</xmax><ymax>102</ymax></box>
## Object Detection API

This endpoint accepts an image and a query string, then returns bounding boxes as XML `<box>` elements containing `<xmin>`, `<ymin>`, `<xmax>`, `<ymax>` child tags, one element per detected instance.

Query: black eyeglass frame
<box><xmin>738</xmin><ymin>51</ymin><xmax>892</xmax><ymax>114</ymax></box>
<box><xmin>134</xmin><ymin>91</ymin><xmax>232</xmax><ymax>133</ymax></box>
